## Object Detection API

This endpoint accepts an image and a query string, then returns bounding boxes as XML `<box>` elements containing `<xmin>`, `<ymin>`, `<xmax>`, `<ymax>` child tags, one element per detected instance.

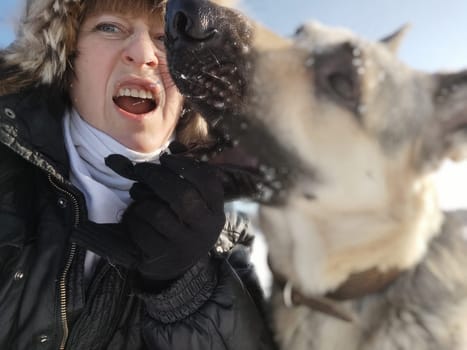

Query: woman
<box><xmin>0</xmin><ymin>0</ymin><xmax>274</xmax><ymax>349</ymax></box>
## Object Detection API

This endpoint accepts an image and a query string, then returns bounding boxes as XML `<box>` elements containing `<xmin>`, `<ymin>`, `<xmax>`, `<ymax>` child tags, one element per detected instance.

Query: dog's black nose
<box><xmin>166</xmin><ymin>0</ymin><xmax>217</xmax><ymax>42</ymax></box>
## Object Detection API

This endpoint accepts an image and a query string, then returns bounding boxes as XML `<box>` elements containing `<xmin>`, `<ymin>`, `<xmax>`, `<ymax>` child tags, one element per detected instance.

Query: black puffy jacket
<box><xmin>0</xmin><ymin>86</ymin><xmax>275</xmax><ymax>350</ymax></box>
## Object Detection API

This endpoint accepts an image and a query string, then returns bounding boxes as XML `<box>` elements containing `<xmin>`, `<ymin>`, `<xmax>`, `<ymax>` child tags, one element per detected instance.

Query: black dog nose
<box><xmin>166</xmin><ymin>0</ymin><xmax>217</xmax><ymax>42</ymax></box>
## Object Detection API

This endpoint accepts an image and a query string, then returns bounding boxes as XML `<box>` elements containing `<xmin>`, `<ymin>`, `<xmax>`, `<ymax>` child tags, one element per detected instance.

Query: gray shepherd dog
<box><xmin>164</xmin><ymin>0</ymin><xmax>467</xmax><ymax>349</ymax></box>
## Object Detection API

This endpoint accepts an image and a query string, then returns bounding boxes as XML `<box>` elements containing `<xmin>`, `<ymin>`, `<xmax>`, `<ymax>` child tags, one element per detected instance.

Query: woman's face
<box><xmin>70</xmin><ymin>11</ymin><xmax>183</xmax><ymax>152</ymax></box>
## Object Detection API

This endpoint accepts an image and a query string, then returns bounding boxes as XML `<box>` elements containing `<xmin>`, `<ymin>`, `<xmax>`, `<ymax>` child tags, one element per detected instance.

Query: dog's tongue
<box><xmin>113</xmin><ymin>96</ymin><xmax>156</xmax><ymax>115</ymax></box>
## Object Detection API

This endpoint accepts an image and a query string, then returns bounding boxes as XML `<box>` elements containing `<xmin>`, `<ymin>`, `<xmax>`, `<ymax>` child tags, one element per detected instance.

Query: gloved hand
<box><xmin>105</xmin><ymin>142</ymin><xmax>226</xmax><ymax>281</ymax></box>
<box><xmin>71</xmin><ymin>141</ymin><xmax>262</xmax><ymax>287</ymax></box>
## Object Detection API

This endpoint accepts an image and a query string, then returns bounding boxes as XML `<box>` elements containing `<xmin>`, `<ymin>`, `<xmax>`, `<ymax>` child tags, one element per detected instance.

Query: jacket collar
<box><xmin>0</xmin><ymin>85</ymin><xmax>70</xmax><ymax>181</ymax></box>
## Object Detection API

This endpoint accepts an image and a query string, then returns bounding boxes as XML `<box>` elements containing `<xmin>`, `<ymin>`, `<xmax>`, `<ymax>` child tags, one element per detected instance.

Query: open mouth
<box><xmin>113</xmin><ymin>87</ymin><xmax>158</xmax><ymax>115</ymax></box>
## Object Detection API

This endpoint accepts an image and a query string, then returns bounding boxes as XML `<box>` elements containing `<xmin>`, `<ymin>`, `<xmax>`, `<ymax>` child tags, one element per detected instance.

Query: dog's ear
<box><xmin>314</xmin><ymin>42</ymin><xmax>362</xmax><ymax>114</ymax></box>
<box><xmin>434</xmin><ymin>70</ymin><xmax>467</xmax><ymax>161</ymax></box>
<box><xmin>416</xmin><ymin>70</ymin><xmax>467</xmax><ymax>172</ymax></box>
<box><xmin>380</xmin><ymin>24</ymin><xmax>411</xmax><ymax>53</ymax></box>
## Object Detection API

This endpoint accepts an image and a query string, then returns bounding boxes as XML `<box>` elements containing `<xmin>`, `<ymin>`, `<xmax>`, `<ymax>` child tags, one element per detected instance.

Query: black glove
<box><xmin>105</xmin><ymin>142</ymin><xmax>226</xmax><ymax>281</ymax></box>
<box><xmin>71</xmin><ymin>142</ymin><xmax>262</xmax><ymax>287</ymax></box>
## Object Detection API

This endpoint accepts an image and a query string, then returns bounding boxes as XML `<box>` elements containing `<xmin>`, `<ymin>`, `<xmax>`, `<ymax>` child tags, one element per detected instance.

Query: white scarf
<box><xmin>63</xmin><ymin>108</ymin><xmax>171</xmax><ymax>280</ymax></box>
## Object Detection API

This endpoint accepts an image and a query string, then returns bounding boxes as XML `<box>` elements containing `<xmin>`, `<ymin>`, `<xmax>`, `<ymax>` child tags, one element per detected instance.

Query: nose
<box><xmin>123</xmin><ymin>32</ymin><xmax>159</xmax><ymax>67</ymax></box>
<box><xmin>166</xmin><ymin>0</ymin><xmax>218</xmax><ymax>42</ymax></box>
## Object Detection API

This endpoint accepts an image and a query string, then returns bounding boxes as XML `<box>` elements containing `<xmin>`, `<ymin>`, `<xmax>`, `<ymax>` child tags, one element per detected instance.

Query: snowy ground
<box><xmin>243</xmin><ymin>159</ymin><xmax>467</xmax><ymax>294</ymax></box>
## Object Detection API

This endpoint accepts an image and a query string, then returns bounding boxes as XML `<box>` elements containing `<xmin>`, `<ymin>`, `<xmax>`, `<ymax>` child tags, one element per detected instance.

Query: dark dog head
<box><xmin>165</xmin><ymin>0</ymin><xmax>300</xmax><ymax>204</ymax></box>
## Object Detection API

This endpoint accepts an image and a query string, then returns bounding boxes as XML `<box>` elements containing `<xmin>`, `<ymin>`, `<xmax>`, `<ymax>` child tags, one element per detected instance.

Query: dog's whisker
<box><xmin>190</xmin><ymin>94</ymin><xmax>209</xmax><ymax>99</ymax></box>
<box><xmin>201</xmin><ymin>69</ymin><xmax>230</xmax><ymax>85</ymax></box>
<box><xmin>208</xmin><ymin>48</ymin><xmax>221</xmax><ymax>66</ymax></box>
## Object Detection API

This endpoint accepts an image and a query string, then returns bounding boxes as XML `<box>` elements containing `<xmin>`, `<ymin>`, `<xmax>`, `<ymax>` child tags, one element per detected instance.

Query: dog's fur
<box><xmin>164</xmin><ymin>1</ymin><xmax>467</xmax><ymax>349</ymax></box>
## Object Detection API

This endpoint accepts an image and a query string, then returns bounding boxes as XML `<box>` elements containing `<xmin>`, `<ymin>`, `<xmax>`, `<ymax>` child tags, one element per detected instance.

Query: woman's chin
<box><xmin>117</xmin><ymin>135</ymin><xmax>169</xmax><ymax>153</ymax></box>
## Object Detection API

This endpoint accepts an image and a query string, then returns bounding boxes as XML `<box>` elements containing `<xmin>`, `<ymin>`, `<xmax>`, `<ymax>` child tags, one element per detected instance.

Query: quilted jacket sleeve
<box><xmin>136</xmin><ymin>212</ymin><xmax>276</xmax><ymax>350</ymax></box>
<box><xmin>138</xmin><ymin>254</ymin><xmax>276</xmax><ymax>350</ymax></box>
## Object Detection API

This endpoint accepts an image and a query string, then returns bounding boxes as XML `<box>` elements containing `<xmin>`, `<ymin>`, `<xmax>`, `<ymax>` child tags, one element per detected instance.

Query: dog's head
<box><xmin>165</xmin><ymin>0</ymin><xmax>298</xmax><ymax>203</ymax></box>
<box><xmin>165</xmin><ymin>0</ymin><xmax>467</xmax><ymax>294</ymax></box>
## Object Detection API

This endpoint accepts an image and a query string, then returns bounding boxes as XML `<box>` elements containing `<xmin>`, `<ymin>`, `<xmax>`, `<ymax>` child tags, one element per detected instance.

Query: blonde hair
<box><xmin>82</xmin><ymin>0</ymin><xmax>166</xmax><ymax>21</ymax></box>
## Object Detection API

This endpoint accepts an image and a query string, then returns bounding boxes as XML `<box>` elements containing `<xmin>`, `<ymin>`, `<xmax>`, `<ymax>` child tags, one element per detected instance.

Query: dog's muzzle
<box><xmin>166</xmin><ymin>0</ymin><xmax>222</xmax><ymax>49</ymax></box>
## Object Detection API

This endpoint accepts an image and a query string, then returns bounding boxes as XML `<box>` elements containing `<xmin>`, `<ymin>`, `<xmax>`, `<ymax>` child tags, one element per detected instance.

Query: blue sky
<box><xmin>1</xmin><ymin>0</ymin><xmax>467</xmax><ymax>72</ymax></box>
<box><xmin>242</xmin><ymin>0</ymin><xmax>467</xmax><ymax>72</ymax></box>
<box><xmin>0</xmin><ymin>1</ymin><xmax>18</xmax><ymax>46</ymax></box>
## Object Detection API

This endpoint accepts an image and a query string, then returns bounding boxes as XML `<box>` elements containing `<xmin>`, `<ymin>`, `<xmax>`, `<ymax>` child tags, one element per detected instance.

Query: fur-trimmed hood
<box><xmin>0</xmin><ymin>0</ymin><xmax>86</xmax><ymax>96</ymax></box>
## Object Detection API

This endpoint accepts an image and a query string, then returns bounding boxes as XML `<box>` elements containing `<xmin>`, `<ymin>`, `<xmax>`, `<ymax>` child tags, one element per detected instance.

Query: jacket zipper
<box><xmin>48</xmin><ymin>174</ymin><xmax>80</xmax><ymax>350</ymax></box>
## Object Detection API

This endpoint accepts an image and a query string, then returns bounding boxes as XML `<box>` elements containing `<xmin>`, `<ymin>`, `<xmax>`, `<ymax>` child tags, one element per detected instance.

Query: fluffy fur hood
<box><xmin>0</xmin><ymin>0</ymin><xmax>86</xmax><ymax>96</ymax></box>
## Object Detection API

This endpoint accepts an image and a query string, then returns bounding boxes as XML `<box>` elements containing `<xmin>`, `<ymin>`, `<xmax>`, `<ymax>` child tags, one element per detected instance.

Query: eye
<box><xmin>155</xmin><ymin>34</ymin><xmax>165</xmax><ymax>42</ymax></box>
<box><xmin>95</xmin><ymin>22</ymin><xmax>122</xmax><ymax>34</ymax></box>
<box><xmin>155</xmin><ymin>34</ymin><xmax>166</xmax><ymax>44</ymax></box>
<box><xmin>153</xmin><ymin>34</ymin><xmax>166</xmax><ymax>51</ymax></box>
<box><xmin>328</xmin><ymin>72</ymin><xmax>355</xmax><ymax>101</ymax></box>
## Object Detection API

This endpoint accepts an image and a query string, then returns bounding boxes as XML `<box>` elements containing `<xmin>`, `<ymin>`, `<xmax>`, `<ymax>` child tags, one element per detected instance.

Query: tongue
<box><xmin>114</xmin><ymin>96</ymin><xmax>156</xmax><ymax>115</ymax></box>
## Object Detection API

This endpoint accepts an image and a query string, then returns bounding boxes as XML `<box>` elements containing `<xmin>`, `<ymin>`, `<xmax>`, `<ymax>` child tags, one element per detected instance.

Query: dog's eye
<box><xmin>328</xmin><ymin>73</ymin><xmax>355</xmax><ymax>101</ymax></box>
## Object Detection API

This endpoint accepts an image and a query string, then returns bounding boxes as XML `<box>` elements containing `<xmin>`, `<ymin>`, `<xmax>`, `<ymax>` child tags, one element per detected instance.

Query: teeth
<box><xmin>117</xmin><ymin>88</ymin><xmax>154</xmax><ymax>100</ymax></box>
